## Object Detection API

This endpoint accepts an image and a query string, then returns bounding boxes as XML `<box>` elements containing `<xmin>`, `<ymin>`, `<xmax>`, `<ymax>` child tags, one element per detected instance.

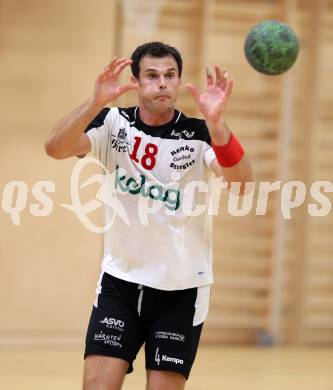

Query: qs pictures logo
<box><xmin>62</xmin><ymin>157</ymin><xmax>130</xmax><ymax>233</ymax></box>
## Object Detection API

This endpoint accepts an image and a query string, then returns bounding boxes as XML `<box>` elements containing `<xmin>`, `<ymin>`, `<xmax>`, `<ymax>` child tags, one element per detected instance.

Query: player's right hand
<box><xmin>92</xmin><ymin>57</ymin><xmax>138</xmax><ymax>106</ymax></box>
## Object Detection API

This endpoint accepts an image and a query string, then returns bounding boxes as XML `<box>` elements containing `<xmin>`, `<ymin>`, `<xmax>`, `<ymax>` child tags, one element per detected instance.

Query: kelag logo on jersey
<box><xmin>114</xmin><ymin>165</ymin><xmax>180</xmax><ymax>210</ymax></box>
<box><xmin>111</xmin><ymin>128</ymin><xmax>130</xmax><ymax>153</ymax></box>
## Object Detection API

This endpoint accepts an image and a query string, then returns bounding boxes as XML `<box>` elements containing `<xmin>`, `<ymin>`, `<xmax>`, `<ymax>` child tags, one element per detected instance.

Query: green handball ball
<box><xmin>244</xmin><ymin>20</ymin><xmax>299</xmax><ymax>75</ymax></box>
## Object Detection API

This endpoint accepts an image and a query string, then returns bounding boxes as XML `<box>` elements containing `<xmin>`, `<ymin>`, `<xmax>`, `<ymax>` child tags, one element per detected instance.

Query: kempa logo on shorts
<box><xmin>154</xmin><ymin>348</ymin><xmax>184</xmax><ymax>366</ymax></box>
<box><xmin>99</xmin><ymin>317</ymin><xmax>125</xmax><ymax>328</ymax></box>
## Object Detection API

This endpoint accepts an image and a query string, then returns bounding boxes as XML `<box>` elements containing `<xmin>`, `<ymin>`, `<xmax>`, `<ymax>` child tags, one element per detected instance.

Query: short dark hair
<box><xmin>130</xmin><ymin>41</ymin><xmax>183</xmax><ymax>78</ymax></box>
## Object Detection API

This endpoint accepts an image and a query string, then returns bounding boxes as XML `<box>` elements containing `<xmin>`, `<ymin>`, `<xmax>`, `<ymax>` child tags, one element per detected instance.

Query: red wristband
<box><xmin>212</xmin><ymin>133</ymin><xmax>245</xmax><ymax>167</ymax></box>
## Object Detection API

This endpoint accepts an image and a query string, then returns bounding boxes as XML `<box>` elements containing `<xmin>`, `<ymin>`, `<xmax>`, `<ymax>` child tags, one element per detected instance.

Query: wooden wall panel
<box><xmin>277</xmin><ymin>0</ymin><xmax>333</xmax><ymax>345</ymax></box>
<box><xmin>196</xmin><ymin>0</ymin><xmax>285</xmax><ymax>343</ymax></box>
<box><xmin>299</xmin><ymin>0</ymin><xmax>333</xmax><ymax>344</ymax></box>
<box><xmin>0</xmin><ymin>0</ymin><xmax>118</xmax><ymax>343</ymax></box>
<box><xmin>117</xmin><ymin>0</ymin><xmax>205</xmax><ymax>116</ymax></box>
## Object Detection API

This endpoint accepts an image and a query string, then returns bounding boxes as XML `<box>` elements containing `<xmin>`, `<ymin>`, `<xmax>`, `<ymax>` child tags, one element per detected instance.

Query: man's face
<box><xmin>133</xmin><ymin>55</ymin><xmax>181</xmax><ymax>115</ymax></box>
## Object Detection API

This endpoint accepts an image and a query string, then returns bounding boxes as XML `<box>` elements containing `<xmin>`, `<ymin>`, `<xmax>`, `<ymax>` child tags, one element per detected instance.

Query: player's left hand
<box><xmin>186</xmin><ymin>65</ymin><xmax>233</xmax><ymax>143</ymax></box>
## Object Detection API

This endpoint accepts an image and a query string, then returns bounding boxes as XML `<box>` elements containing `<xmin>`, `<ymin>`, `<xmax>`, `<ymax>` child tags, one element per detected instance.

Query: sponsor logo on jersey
<box><xmin>121</xmin><ymin>110</ymin><xmax>130</xmax><ymax>120</ymax></box>
<box><xmin>171</xmin><ymin>129</ymin><xmax>195</xmax><ymax>139</ymax></box>
<box><xmin>120</xmin><ymin>110</ymin><xmax>135</xmax><ymax>125</ymax></box>
<box><xmin>111</xmin><ymin>128</ymin><xmax>130</xmax><ymax>153</ymax></box>
<box><xmin>155</xmin><ymin>331</ymin><xmax>185</xmax><ymax>342</ymax></box>
<box><xmin>93</xmin><ymin>331</ymin><xmax>122</xmax><ymax>348</ymax></box>
<box><xmin>155</xmin><ymin>347</ymin><xmax>161</xmax><ymax>365</ymax></box>
<box><xmin>114</xmin><ymin>165</ymin><xmax>180</xmax><ymax>210</ymax></box>
<box><xmin>154</xmin><ymin>348</ymin><xmax>184</xmax><ymax>366</ymax></box>
<box><xmin>170</xmin><ymin>145</ymin><xmax>196</xmax><ymax>170</ymax></box>
<box><xmin>171</xmin><ymin>145</ymin><xmax>194</xmax><ymax>156</ymax></box>
<box><xmin>99</xmin><ymin>317</ymin><xmax>125</xmax><ymax>328</ymax></box>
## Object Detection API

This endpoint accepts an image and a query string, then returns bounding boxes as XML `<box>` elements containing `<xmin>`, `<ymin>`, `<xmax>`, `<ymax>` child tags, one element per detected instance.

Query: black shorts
<box><xmin>84</xmin><ymin>272</ymin><xmax>210</xmax><ymax>379</ymax></box>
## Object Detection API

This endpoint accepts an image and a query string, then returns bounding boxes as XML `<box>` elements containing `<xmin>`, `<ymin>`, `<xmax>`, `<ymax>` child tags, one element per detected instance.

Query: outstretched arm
<box><xmin>45</xmin><ymin>57</ymin><xmax>137</xmax><ymax>159</ymax></box>
<box><xmin>186</xmin><ymin>66</ymin><xmax>253</xmax><ymax>194</ymax></box>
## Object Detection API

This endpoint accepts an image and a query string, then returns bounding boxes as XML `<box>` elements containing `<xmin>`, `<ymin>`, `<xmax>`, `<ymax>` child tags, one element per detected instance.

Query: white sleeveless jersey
<box><xmin>85</xmin><ymin>106</ymin><xmax>217</xmax><ymax>290</ymax></box>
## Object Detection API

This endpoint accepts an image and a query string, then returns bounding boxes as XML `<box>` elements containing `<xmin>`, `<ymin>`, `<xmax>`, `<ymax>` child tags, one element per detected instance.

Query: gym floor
<box><xmin>1</xmin><ymin>345</ymin><xmax>332</xmax><ymax>389</ymax></box>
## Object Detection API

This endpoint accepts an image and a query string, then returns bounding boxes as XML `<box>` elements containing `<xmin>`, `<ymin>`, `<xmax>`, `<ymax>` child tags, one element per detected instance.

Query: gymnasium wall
<box><xmin>0</xmin><ymin>0</ymin><xmax>332</xmax><ymax>346</ymax></box>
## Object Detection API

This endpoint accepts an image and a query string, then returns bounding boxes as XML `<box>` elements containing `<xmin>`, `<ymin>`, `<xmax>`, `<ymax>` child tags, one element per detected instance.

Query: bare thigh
<box><xmin>146</xmin><ymin>369</ymin><xmax>186</xmax><ymax>390</ymax></box>
<box><xmin>83</xmin><ymin>355</ymin><xmax>129</xmax><ymax>390</ymax></box>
